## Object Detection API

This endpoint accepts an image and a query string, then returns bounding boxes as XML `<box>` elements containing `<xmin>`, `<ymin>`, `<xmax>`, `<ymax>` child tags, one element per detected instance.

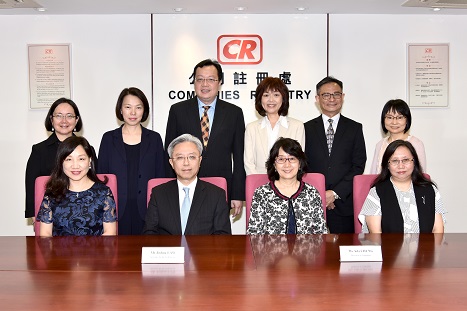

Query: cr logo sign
<box><xmin>217</xmin><ymin>35</ymin><xmax>263</xmax><ymax>65</ymax></box>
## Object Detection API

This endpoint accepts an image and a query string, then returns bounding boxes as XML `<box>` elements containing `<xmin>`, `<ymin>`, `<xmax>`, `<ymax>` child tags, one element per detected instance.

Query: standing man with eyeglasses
<box><xmin>144</xmin><ymin>134</ymin><xmax>231</xmax><ymax>235</ymax></box>
<box><xmin>304</xmin><ymin>76</ymin><xmax>366</xmax><ymax>233</ymax></box>
<box><xmin>165</xmin><ymin>59</ymin><xmax>246</xmax><ymax>217</ymax></box>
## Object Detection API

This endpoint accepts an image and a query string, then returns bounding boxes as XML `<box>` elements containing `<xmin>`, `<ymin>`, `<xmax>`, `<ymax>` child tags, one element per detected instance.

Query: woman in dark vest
<box><xmin>358</xmin><ymin>140</ymin><xmax>445</xmax><ymax>233</ymax></box>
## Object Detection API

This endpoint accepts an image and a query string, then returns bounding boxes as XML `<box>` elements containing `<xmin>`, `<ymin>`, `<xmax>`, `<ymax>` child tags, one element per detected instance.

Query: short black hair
<box><xmin>44</xmin><ymin>98</ymin><xmax>82</xmax><ymax>132</ymax></box>
<box><xmin>115</xmin><ymin>87</ymin><xmax>150</xmax><ymax>122</ymax></box>
<box><xmin>316</xmin><ymin>76</ymin><xmax>343</xmax><ymax>94</ymax></box>
<box><xmin>381</xmin><ymin>99</ymin><xmax>412</xmax><ymax>134</ymax></box>
<box><xmin>192</xmin><ymin>59</ymin><xmax>223</xmax><ymax>83</ymax></box>
<box><xmin>266</xmin><ymin>138</ymin><xmax>308</xmax><ymax>181</ymax></box>
<box><xmin>255</xmin><ymin>77</ymin><xmax>289</xmax><ymax>117</ymax></box>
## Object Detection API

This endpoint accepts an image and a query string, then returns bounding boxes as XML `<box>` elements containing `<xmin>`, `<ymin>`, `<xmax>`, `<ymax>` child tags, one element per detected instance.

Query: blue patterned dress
<box><xmin>37</xmin><ymin>182</ymin><xmax>117</xmax><ymax>236</ymax></box>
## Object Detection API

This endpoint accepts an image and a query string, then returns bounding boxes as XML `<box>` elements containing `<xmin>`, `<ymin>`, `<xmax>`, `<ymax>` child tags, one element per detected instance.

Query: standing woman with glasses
<box><xmin>244</xmin><ymin>77</ymin><xmax>305</xmax><ymax>175</ymax></box>
<box><xmin>359</xmin><ymin>140</ymin><xmax>445</xmax><ymax>233</ymax></box>
<box><xmin>370</xmin><ymin>99</ymin><xmax>426</xmax><ymax>173</ymax></box>
<box><xmin>247</xmin><ymin>138</ymin><xmax>327</xmax><ymax>235</ymax></box>
<box><xmin>98</xmin><ymin>87</ymin><xmax>165</xmax><ymax>235</ymax></box>
<box><xmin>25</xmin><ymin>98</ymin><xmax>96</xmax><ymax>222</ymax></box>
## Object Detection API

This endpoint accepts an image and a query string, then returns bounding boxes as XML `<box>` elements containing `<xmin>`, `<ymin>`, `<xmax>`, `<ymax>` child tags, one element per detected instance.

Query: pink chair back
<box><xmin>245</xmin><ymin>173</ymin><xmax>327</xmax><ymax>227</ymax></box>
<box><xmin>353</xmin><ymin>174</ymin><xmax>379</xmax><ymax>233</ymax></box>
<box><xmin>353</xmin><ymin>173</ymin><xmax>431</xmax><ymax>233</ymax></box>
<box><xmin>147</xmin><ymin>177</ymin><xmax>228</xmax><ymax>206</ymax></box>
<box><xmin>34</xmin><ymin>174</ymin><xmax>118</xmax><ymax>236</ymax></box>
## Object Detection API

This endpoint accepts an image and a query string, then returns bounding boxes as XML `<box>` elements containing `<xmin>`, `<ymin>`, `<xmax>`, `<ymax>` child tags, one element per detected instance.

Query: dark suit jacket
<box><xmin>97</xmin><ymin>125</ymin><xmax>165</xmax><ymax>221</ymax></box>
<box><xmin>164</xmin><ymin>97</ymin><xmax>246</xmax><ymax>202</ymax></box>
<box><xmin>143</xmin><ymin>179</ymin><xmax>232</xmax><ymax>235</ymax></box>
<box><xmin>25</xmin><ymin>133</ymin><xmax>97</xmax><ymax>218</ymax></box>
<box><xmin>304</xmin><ymin>115</ymin><xmax>366</xmax><ymax>217</ymax></box>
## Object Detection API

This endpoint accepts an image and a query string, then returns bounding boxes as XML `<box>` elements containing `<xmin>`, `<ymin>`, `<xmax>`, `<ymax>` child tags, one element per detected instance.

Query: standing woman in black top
<box><xmin>25</xmin><ymin>98</ymin><xmax>84</xmax><ymax>221</ymax></box>
<box><xmin>98</xmin><ymin>87</ymin><xmax>165</xmax><ymax>235</ymax></box>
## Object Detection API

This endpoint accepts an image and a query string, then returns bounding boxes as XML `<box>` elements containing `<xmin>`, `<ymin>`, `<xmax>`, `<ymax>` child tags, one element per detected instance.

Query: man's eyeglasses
<box><xmin>275</xmin><ymin>156</ymin><xmax>298</xmax><ymax>164</ymax></box>
<box><xmin>388</xmin><ymin>158</ymin><xmax>414</xmax><ymax>167</ymax></box>
<box><xmin>172</xmin><ymin>155</ymin><xmax>200</xmax><ymax>163</ymax></box>
<box><xmin>53</xmin><ymin>114</ymin><xmax>77</xmax><ymax>121</ymax></box>
<box><xmin>195</xmin><ymin>78</ymin><xmax>219</xmax><ymax>84</ymax></box>
<box><xmin>320</xmin><ymin>92</ymin><xmax>343</xmax><ymax>100</ymax></box>
<box><xmin>385</xmin><ymin>115</ymin><xmax>406</xmax><ymax>122</ymax></box>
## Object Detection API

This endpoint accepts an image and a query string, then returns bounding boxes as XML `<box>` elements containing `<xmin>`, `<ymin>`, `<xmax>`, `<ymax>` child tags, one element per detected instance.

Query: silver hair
<box><xmin>167</xmin><ymin>134</ymin><xmax>203</xmax><ymax>158</ymax></box>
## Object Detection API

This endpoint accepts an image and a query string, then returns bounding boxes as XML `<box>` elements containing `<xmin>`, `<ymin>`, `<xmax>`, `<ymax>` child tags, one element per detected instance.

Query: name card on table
<box><xmin>141</xmin><ymin>247</ymin><xmax>185</xmax><ymax>264</ymax></box>
<box><xmin>339</xmin><ymin>245</ymin><xmax>383</xmax><ymax>262</ymax></box>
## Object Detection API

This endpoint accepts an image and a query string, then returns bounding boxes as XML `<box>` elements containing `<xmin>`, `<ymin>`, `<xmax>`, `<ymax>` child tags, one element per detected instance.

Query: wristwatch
<box><xmin>332</xmin><ymin>191</ymin><xmax>339</xmax><ymax>200</ymax></box>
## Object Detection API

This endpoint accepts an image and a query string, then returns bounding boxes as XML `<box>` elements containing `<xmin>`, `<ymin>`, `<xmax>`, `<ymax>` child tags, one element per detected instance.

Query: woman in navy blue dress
<box><xmin>37</xmin><ymin>136</ymin><xmax>117</xmax><ymax>236</ymax></box>
<box><xmin>98</xmin><ymin>87</ymin><xmax>165</xmax><ymax>235</ymax></box>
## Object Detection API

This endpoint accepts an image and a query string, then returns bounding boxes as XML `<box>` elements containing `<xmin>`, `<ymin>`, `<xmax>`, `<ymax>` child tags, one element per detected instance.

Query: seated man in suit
<box><xmin>143</xmin><ymin>134</ymin><xmax>231</xmax><ymax>235</ymax></box>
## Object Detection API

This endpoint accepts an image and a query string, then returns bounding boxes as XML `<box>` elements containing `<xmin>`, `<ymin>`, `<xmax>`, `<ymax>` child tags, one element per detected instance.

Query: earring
<box><xmin>51</xmin><ymin>127</ymin><xmax>55</xmax><ymax>132</ymax></box>
<box><xmin>73</xmin><ymin>128</ymin><xmax>77</xmax><ymax>132</ymax></box>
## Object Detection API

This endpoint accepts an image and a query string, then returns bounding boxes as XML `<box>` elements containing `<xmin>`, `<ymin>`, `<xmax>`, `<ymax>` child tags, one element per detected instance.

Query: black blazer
<box><xmin>164</xmin><ymin>97</ymin><xmax>246</xmax><ymax>202</ymax></box>
<box><xmin>304</xmin><ymin>115</ymin><xmax>366</xmax><ymax>217</ymax></box>
<box><xmin>143</xmin><ymin>179</ymin><xmax>232</xmax><ymax>235</ymax></box>
<box><xmin>97</xmin><ymin>125</ymin><xmax>165</xmax><ymax>221</ymax></box>
<box><xmin>25</xmin><ymin>133</ymin><xmax>97</xmax><ymax>218</ymax></box>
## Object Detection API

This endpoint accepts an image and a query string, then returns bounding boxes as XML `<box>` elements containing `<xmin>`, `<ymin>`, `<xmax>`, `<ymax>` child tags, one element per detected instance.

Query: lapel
<box><xmin>257</xmin><ymin>119</ymin><xmax>269</xmax><ymax>157</ymax></box>
<box><xmin>331</xmin><ymin>115</ymin><xmax>347</xmax><ymax>154</ymax></box>
<box><xmin>139</xmin><ymin>126</ymin><xmax>150</xmax><ymax>164</ymax></box>
<box><xmin>113</xmin><ymin>126</ymin><xmax>127</xmax><ymax>162</ymax></box>
<box><xmin>167</xmin><ymin>181</ymin><xmax>183</xmax><ymax>234</ymax></box>
<box><xmin>188</xmin><ymin>98</ymin><xmax>204</xmax><ymax>141</ymax></box>
<box><xmin>314</xmin><ymin>117</ymin><xmax>329</xmax><ymax>155</ymax></box>
<box><xmin>277</xmin><ymin>117</ymin><xmax>289</xmax><ymax>137</ymax></box>
<box><xmin>184</xmin><ymin>180</ymin><xmax>206</xmax><ymax>233</ymax></box>
<box><xmin>209</xmin><ymin>99</ymin><xmax>226</xmax><ymax>143</ymax></box>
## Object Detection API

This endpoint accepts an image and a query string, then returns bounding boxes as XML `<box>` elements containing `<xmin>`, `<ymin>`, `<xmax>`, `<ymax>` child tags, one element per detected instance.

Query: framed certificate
<box><xmin>407</xmin><ymin>43</ymin><xmax>449</xmax><ymax>108</ymax></box>
<box><xmin>28</xmin><ymin>44</ymin><xmax>72</xmax><ymax>109</ymax></box>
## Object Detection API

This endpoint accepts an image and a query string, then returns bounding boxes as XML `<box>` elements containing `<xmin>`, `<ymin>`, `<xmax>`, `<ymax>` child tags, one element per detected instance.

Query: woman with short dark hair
<box><xmin>247</xmin><ymin>138</ymin><xmax>327</xmax><ymax>234</ymax></box>
<box><xmin>370</xmin><ymin>99</ymin><xmax>426</xmax><ymax>173</ymax></box>
<box><xmin>98</xmin><ymin>87</ymin><xmax>165</xmax><ymax>235</ymax></box>
<box><xmin>25</xmin><ymin>98</ymin><xmax>95</xmax><ymax>221</ymax></box>
<box><xmin>244</xmin><ymin>77</ymin><xmax>305</xmax><ymax>175</ymax></box>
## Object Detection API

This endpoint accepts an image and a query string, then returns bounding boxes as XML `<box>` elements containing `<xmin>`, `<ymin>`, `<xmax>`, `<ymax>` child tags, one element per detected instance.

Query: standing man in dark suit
<box><xmin>165</xmin><ymin>59</ymin><xmax>245</xmax><ymax>216</ymax></box>
<box><xmin>304</xmin><ymin>76</ymin><xmax>366</xmax><ymax>233</ymax></box>
<box><xmin>143</xmin><ymin>134</ymin><xmax>231</xmax><ymax>235</ymax></box>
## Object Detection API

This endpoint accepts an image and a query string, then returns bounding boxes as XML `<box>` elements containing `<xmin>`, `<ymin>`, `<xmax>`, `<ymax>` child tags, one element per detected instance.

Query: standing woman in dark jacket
<box><xmin>25</xmin><ymin>98</ymin><xmax>88</xmax><ymax>221</ymax></box>
<box><xmin>98</xmin><ymin>87</ymin><xmax>165</xmax><ymax>235</ymax></box>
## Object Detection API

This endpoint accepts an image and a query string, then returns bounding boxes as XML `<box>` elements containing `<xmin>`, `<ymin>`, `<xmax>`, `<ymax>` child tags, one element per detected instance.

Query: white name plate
<box><xmin>339</xmin><ymin>245</ymin><xmax>383</xmax><ymax>262</ymax></box>
<box><xmin>141</xmin><ymin>247</ymin><xmax>185</xmax><ymax>264</ymax></box>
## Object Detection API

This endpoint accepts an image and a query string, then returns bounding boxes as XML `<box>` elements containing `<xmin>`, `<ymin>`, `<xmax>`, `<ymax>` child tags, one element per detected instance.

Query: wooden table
<box><xmin>1</xmin><ymin>234</ymin><xmax>466</xmax><ymax>310</ymax></box>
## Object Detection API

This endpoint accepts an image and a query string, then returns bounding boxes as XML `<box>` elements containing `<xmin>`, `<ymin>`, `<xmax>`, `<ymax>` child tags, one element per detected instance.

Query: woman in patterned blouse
<box><xmin>247</xmin><ymin>138</ymin><xmax>328</xmax><ymax>235</ymax></box>
<box><xmin>37</xmin><ymin>136</ymin><xmax>117</xmax><ymax>236</ymax></box>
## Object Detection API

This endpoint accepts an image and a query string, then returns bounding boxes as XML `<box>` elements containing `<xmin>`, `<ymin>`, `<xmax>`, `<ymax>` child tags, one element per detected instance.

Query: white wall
<box><xmin>0</xmin><ymin>13</ymin><xmax>465</xmax><ymax>235</ymax></box>
<box><xmin>152</xmin><ymin>14</ymin><xmax>329</xmax><ymax>233</ymax></box>
<box><xmin>0</xmin><ymin>15</ymin><xmax>152</xmax><ymax>236</ymax></box>
<box><xmin>329</xmin><ymin>15</ymin><xmax>467</xmax><ymax>232</ymax></box>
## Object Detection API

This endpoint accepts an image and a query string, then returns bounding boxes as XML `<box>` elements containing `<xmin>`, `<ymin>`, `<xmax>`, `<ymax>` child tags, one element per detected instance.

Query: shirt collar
<box><xmin>260</xmin><ymin>115</ymin><xmax>288</xmax><ymax>129</ymax></box>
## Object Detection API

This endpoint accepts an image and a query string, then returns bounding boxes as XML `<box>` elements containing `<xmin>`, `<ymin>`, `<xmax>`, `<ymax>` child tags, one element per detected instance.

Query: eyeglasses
<box><xmin>195</xmin><ymin>78</ymin><xmax>219</xmax><ymax>84</ymax></box>
<box><xmin>275</xmin><ymin>156</ymin><xmax>298</xmax><ymax>164</ymax></box>
<box><xmin>388</xmin><ymin>158</ymin><xmax>414</xmax><ymax>167</ymax></box>
<box><xmin>385</xmin><ymin>115</ymin><xmax>406</xmax><ymax>122</ymax></box>
<box><xmin>53</xmin><ymin>114</ymin><xmax>77</xmax><ymax>121</ymax></box>
<box><xmin>320</xmin><ymin>92</ymin><xmax>343</xmax><ymax>100</ymax></box>
<box><xmin>172</xmin><ymin>155</ymin><xmax>200</xmax><ymax>163</ymax></box>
